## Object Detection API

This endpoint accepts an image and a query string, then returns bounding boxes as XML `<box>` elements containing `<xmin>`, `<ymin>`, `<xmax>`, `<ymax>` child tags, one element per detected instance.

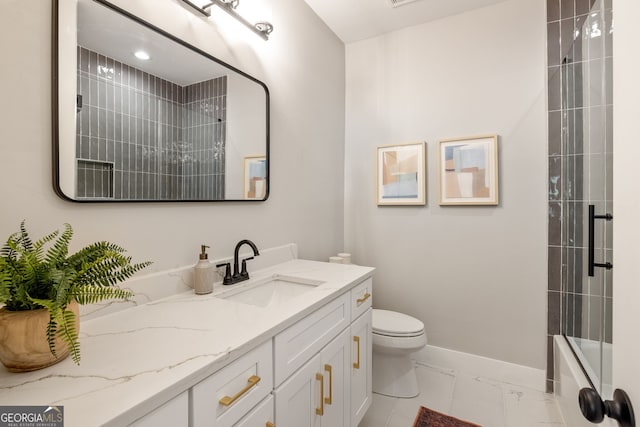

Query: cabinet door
<box><xmin>319</xmin><ymin>328</ymin><xmax>350</xmax><ymax>427</ymax></box>
<box><xmin>350</xmin><ymin>308</ymin><xmax>372</xmax><ymax>427</ymax></box>
<box><xmin>274</xmin><ymin>354</ymin><xmax>322</xmax><ymax>427</ymax></box>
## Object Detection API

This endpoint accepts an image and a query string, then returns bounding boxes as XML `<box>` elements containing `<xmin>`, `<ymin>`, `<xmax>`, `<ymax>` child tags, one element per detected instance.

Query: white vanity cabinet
<box><xmin>350</xmin><ymin>278</ymin><xmax>373</xmax><ymax>427</ymax></box>
<box><xmin>273</xmin><ymin>277</ymin><xmax>373</xmax><ymax>427</ymax></box>
<box><xmin>135</xmin><ymin>278</ymin><xmax>373</xmax><ymax>427</ymax></box>
<box><xmin>0</xmin><ymin>256</ymin><xmax>376</xmax><ymax>427</ymax></box>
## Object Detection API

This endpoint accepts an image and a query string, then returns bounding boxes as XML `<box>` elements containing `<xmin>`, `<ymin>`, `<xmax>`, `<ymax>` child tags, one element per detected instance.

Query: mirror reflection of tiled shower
<box><xmin>547</xmin><ymin>0</ymin><xmax>613</xmax><ymax>396</ymax></box>
<box><xmin>75</xmin><ymin>47</ymin><xmax>227</xmax><ymax>200</ymax></box>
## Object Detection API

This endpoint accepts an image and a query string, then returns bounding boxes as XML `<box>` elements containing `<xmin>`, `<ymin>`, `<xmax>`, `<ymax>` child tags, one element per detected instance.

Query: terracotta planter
<box><xmin>0</xmin><ymin>302</ymin><xmax>79</xmax><ymax>372</ymax></box>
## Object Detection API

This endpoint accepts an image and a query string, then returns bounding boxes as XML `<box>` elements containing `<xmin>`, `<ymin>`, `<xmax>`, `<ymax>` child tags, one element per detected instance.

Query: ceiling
<box><xmin>77</xmin><ymin>0</ymin><xmax>229</xmax><ymax>86</ymax></box>
<box><xmin>76</xmin><ymin>0</ymin><xmax>510</xmax><ymax>79</ymax></box>
<box><xmin>302</xmin><ymin>0</ymin><xmax>508</xmax><ymax>43</ymax></box>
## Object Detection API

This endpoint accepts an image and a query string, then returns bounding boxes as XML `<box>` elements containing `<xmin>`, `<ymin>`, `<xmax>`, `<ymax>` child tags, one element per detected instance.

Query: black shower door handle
<box><xmin>588</xmin><ymin>204</ymin><xmax>613</xmax><ymax>277</ymax></box>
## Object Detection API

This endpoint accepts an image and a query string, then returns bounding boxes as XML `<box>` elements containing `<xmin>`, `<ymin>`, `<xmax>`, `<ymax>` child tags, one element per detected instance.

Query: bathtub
<box><xmin>554</xmin><ymin>335</ymin><xmax>616</xmax><ymax>427</ymax></box>
<box><xmin>567</xmin><ymin>336</ymin><xmax>613</xmax><ymax>398</ymax></box>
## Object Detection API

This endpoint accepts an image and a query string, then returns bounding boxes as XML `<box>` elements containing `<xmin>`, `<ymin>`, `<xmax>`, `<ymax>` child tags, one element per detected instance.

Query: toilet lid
<box><xmin>372</xmin><ymin>309</ymin><xmax>424</xmax><ymax>337</ymax></box>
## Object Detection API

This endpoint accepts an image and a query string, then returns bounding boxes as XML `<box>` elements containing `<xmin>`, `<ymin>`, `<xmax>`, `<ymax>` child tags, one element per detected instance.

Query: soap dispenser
<box><xmin>194</xmin><ymin>245</ymin><xmax>214</xmax><ymax>295</ymax></box>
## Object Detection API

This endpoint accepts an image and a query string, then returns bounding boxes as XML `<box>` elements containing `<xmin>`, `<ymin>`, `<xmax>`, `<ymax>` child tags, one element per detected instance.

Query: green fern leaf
<box><xmin>72</xmin><ymin>286</ymin><xmax>133</xmax><ymax>305</ymax></box>
<box><xmin>46</xmin><ymin>319</ymin><xmax>58</xmax><ymax>358</ymax></box>
<box><xmin>60</xmin><ymin>308</ymin><xmax>80</xmax><ymax>365</ymax></box>
<box><xmin>2</xmin><ymin>222</ymin><xmax>151</xmax><ymax>365</ymax></box>
<box><xmin>44</xmin><ymin>224</ymin><xmax>72</xmax><ymax>267</ymax></box>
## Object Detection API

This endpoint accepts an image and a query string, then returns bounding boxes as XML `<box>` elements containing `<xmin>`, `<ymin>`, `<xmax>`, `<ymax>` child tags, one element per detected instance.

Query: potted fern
<box><xmin>0</xmin><ymin>221</ymin><xmax>151</xmax><ymax>372</ymax></box>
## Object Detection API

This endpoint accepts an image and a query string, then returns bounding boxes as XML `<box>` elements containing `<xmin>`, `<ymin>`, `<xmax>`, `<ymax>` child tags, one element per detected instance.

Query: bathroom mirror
<box><xmin>53</xmin><ymin>0</ymin><xmax>269</xmax><ymax>202</ymax></box>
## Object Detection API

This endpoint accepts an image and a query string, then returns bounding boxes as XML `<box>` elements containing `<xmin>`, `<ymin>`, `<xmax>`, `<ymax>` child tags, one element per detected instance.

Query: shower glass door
<box><xmin>561</xmin><ymin>0</ymin><xmax>613</xmax><ymax>398</ymax></box>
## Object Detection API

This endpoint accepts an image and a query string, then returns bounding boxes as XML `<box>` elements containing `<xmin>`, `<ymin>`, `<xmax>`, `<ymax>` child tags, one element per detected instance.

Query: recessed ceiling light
<box><xmin>134</xmin><ymin>51</ymin><xmax>150</xmax><ymax>60</ymax></box>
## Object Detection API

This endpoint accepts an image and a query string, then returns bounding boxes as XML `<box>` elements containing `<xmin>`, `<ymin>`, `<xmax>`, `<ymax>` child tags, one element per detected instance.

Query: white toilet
<box><xmin>372</xmin><ymin>309</ymin><xmax>427</xmax><ymax>398</ymax></box>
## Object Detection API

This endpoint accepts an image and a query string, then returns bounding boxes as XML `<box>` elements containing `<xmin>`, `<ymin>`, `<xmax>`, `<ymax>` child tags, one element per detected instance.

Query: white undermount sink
<box><xmin>217</xmin><ymin>275</ymin><xmax>325</xmax><ymax>308</ymax></box>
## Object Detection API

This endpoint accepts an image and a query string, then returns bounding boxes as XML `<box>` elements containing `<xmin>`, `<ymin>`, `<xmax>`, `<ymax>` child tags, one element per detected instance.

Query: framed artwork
<box><xmin>438</xmin><ymin>135</ymin><xmax>499</xmax><ymax>205</ymax></box>
<box><xmin>243</xmin><ymin>155</ymin><xmax>267</xmax><ymax>200</ymax></box>
<box><xmin>376</xmin><ymin>142</ymin><xmax>426</xmax><ymax>205</ymax></box>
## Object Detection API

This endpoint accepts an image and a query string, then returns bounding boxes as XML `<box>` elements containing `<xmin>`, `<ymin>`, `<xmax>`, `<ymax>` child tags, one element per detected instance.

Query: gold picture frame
<box><xmin>438</xmin><ymin>135</ymin><xmax>499</xmax><ymax>205</ymax></box>
<box><xmin>376</xmin><ymin>142</ymin><xmax>426</xmax><ymax>206</ymax></box>
<box><xmin>243</xmin><ymin>155</ymin><xmax>267</xmax><ymax>200</ymax></box>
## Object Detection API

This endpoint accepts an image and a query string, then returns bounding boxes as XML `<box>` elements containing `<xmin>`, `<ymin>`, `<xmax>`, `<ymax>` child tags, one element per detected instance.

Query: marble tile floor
<box><xmin>358</xmin><ymin>362</ymin><xmax>565</xmax><ymax>427</ymax></box>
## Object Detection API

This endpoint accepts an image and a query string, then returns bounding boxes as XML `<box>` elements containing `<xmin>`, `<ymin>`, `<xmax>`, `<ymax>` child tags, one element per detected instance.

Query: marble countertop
<box><xmin>0</xmin><ymin>259</ymin><xmax>374</xmax><ymax>426</ymax></box>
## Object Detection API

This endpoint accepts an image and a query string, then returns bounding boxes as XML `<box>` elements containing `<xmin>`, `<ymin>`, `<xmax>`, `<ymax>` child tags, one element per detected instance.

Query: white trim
<box><xmin>413</xmin><ymin>344</ymin><xmax>547</xmax><ymax>392</ymax></box>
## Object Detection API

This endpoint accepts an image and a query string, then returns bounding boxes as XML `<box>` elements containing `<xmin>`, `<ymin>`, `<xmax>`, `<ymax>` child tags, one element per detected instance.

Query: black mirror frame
<box><xmin>52</xmin><ymin>0</ymin><xmax>270</xmax><ymax>203</ymax></box>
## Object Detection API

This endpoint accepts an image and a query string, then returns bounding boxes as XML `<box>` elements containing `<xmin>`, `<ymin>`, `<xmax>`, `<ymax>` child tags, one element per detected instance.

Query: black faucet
<box><xmin>221</xmin><ymin>239</ymin><xmax>260</xmax><ymax>285</ymax></box>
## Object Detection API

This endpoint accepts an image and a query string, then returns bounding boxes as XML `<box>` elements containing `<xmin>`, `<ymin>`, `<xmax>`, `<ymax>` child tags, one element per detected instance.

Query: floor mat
<box><xmin>413</xmin><ymin>406</ymin><xmax>482</xmax><ymax>427</ymax></box>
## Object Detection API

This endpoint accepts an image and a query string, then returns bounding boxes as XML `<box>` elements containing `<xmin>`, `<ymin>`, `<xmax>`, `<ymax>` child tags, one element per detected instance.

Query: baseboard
<box><xmin>413</xmin><ymin>345</ymin><xmax>547</xmax><ymax>392</ymax></box>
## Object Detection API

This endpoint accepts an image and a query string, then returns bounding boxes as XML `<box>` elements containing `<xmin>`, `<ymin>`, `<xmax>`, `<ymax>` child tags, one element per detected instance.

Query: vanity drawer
<box><xmin>234</xmin><ymin>394</ymin><xmax>274</xmax><ymax>427</ymax></box>
<box><xmin>274</xmin><ymin>293</ymin><xmax>350</xmax><ymax>386</ymax></box>
<box><xmin>191</xmin><ymin>340</ymin><xmax>273</xmax><ymax>427</ymax></box>
<box><xmin>351</xmin><ymin>278</ymin><xmax>372</xmax><ymax>321</ymax></box>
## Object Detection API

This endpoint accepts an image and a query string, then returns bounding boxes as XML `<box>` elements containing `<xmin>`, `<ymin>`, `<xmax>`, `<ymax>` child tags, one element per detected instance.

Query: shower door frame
<box><xmin>556</xmin><ymin>0</ymin><xmax>614</xmax><ymax>399</ymax></box>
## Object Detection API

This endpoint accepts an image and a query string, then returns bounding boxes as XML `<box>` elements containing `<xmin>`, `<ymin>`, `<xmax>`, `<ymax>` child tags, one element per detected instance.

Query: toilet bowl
<box><xmin>372</xmin><ymin>309</ymin><xmax>427</xmax><ymax>398</ymax></box>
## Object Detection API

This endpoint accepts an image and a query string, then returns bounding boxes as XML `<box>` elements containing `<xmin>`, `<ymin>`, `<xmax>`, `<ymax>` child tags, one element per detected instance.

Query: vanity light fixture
<box><xmin>220</xmin><ymin>0</ymin><xmax>240</xmax><ymax>8</ymax></box>
<box><xmin>254</xmin><ymin>22</ymin><xmax>273</xmax><ymax>35</ymax></box>
<box><xmin>181</xmin><ymin>0</ymin><xmax>274</xmax><ymax>40</ymax></box>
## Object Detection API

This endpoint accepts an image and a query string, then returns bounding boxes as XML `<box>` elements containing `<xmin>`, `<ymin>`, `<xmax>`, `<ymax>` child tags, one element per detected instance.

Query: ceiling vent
<box><xmin>387</xmin><ymin>0</ymin><xmax>422</xmax><ymax>8</ymax></box>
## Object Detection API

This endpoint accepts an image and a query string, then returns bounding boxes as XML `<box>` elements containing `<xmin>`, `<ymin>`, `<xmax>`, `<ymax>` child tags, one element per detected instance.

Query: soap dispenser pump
<box><xmin>194</xmin><ymin>245</ymin><xmax>214</xmax><ymax>295</ymax></box>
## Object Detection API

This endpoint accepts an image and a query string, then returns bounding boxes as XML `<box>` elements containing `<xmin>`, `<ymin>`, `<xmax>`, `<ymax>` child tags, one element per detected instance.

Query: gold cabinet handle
<box><xmin>356</xmin><ymin>293</ymin><xmax>371</xmax><ymax>305</ymax></box>
<box><xmin>353</xmin><ymin>336</ymin><xmax>361</xmax><ymax>369</ymax></box>
<box><xmin>219</xmin><ymin>375</ymin><xmax>261</xmax><ymax>406</ymax></box>
<box><xmin>266</xmin><ymin>422</ymin><xmax>275</xmax><ymax>427</ymax></box>
<box><xmin>315</xmin><ymin>373</ymin><xmax>324</xmax><ymax>416</ymax></box>
<box><xmin>324</xmin><ymin>364</ymin><xmax>333</xmax><ymax>405</ymax></box>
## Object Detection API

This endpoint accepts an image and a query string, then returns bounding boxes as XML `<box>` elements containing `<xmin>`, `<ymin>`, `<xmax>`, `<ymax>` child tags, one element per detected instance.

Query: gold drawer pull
<box><xmin>324</xmin><ymin>364</ymin><xmax>333</xmax><ymax>405</ymax></box>
<box><xmin>315</xmin><ymin>373</ymin><xmax>324</xmax><ymax>416</ymax></box>
<box><xmin>353</xmin><ymin>336</ymin><xmax>361</xmax><ymax>369</ymax></box>
<box><xmin>356</xmin><ymin>293</ymin><xmax>371</xmax><ymax>305</ymax></box>
<box><xmin>219</xmin><ymin>375</ymin><xmax>261</xmax><ymax>406</ymax></box>
<box><xmin>266</xmin><ymin>422</ymin><xmax>275</xmax><ymax>427</ymax></box>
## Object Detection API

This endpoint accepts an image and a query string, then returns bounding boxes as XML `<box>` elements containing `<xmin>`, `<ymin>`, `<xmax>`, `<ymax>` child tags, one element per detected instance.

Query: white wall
<box><xmin>344</xmin><ymin>0</ymin><xmax>548</xmax><ymax>368</ymax></box>
<box><xmin>0</xmin><ymin>0</ymin><xmax>345</xmax><ymax>272</ymax></box>
<box><xmin>225</xmin><ymin>72</ymin><xmax>267</xmax><ymax>199</ymax></box>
